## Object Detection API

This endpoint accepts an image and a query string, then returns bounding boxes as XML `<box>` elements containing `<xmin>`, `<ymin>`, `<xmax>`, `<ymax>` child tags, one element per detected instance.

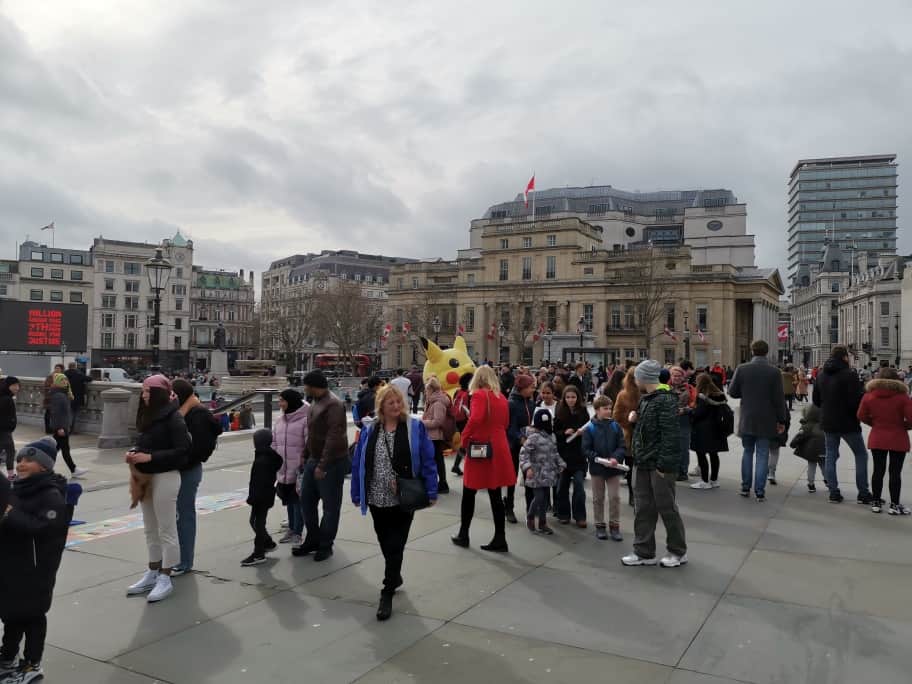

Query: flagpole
<box><xmin>531</xmin><ymin>172</ymin><xmax>536</xmax><ymax>230</ymax></box>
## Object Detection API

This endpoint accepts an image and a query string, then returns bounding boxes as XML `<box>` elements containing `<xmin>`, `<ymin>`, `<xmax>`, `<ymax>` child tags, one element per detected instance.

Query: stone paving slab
<box><xmin>111</xmin><ymin>593</ymin><xmax>443</xmax><ymax>684</ymax></box>
<box><xmin>41</xmin><ymin>645</ymin><xmax>162</xmax><ymax>684</ymax></box>
<box><xmin>453</xmin><ymin>564</ymin><xmax>723</xmax><ymax>666</ymax></box>
<box><xmin>298</xmin><ymin>548</ymin><xmax>534</xmax><ymax>621</ymax></box>
<box><xmin>679</xmin><ymin>594</ymin><xmax>912</xmax><ymax>684</ymax></box>
<box><xmin>667</xmin><ymin>672</ymin><xmax>746</xmax><ymax>684</ymax></box>
<box><xmin>55</xmin><ymin>548</ymin><xmax>139</xmax><ymax>597</ymax></box>
<box><xmin>353</xmin><ymin>623</ymin><xmax>672</xmax><ymax>684</ymax></box>
<box><xmin>727</xmin><ymin>549</ymin><xmax>912</xmax><ymax>621</ymax></box>
<box><xmin>335</xmin><ymin>507</ymin><xmax>460</xmax><ymax>546</ymax></box>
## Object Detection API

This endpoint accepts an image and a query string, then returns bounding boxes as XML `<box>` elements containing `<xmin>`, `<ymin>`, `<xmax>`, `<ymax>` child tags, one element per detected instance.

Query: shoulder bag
<box><xmin>466</xmin><ymin>391</ymin><xmax>493</xmax><ymax>459</ymax></box>
<box><xmin>383</xmin><ymin>428</ymin><xmax>430</xmax><ymax>513</ymax></box>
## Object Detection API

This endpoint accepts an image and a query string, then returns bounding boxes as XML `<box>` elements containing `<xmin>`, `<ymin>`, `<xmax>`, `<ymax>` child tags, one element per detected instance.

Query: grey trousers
<box><xmin>632</xmin><ymin>467</ymin><xmax>687</xmax><ymax>559</ymax></box>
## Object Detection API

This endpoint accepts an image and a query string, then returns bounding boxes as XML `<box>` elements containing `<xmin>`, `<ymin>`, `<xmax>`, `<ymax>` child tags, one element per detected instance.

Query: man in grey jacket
<box><xmin>727</xmin><ymin>340</ymin><xmax>787</xmax><ymax>502</ymax></box>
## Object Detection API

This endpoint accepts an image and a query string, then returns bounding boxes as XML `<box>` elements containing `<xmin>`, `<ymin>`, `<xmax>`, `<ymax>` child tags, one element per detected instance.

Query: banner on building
<box><xmin>777</xmin><ymin>324</ymin><xmax>789</xmax><ymax>342</ymax></box>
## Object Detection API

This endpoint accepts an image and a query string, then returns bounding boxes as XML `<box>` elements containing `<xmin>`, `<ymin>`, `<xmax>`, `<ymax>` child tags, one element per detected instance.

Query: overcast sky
<box><xmin>1</xmin><ymin>0</ymin><xmax>910</xmax><ymax>279</ymax></box>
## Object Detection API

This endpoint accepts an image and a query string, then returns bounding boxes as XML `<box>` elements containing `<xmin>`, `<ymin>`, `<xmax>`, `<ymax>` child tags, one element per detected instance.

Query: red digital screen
<box><xmin>0</xmin><ymin>301</ymin><xmax>87</xmax><ymax>352</ymax></box>
<box><xmin>27</xmin><ymin>308</ymin><xmax>64</xmax><ymax>347</ymax></box>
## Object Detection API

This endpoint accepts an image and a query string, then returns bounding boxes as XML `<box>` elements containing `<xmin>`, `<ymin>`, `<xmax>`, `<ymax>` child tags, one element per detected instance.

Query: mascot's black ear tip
<box><xmin>419</xmin><ymin>336</ymin><xmax>429</xmax><ymax>350</ymax></box>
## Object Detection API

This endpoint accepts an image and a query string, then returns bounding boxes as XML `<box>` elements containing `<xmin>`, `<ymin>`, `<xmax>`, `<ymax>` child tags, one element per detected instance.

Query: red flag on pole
<box><xmin>663</xmin><ymin>326</ymin><xmax>678</xmax><ymax>342</ymax></box>
<box><xmin>524</xmin><ymin>175</ymin><xmax>535</xmax><ymax>208</ymax></box>
<box><xmin>697</xmin><ymin>328</ymin><xmax>705</xmax><ymax>342</ymax></box>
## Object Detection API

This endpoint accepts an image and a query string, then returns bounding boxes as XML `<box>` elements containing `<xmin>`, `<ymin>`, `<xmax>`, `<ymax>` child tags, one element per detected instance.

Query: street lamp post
<box><xmin>145</xmin><ymin>247</ymin><xmax>173</xmax><ymax>371</ymax></box>
<box><xmin>576</xmin><ymin>315</ymin><xmax>585</xmax><ymax>362</ymax></box>
<box><xmin>895</xmin><ymin>313</ymin><xmax>901</xmax><ymax>367</ymax></box>
<box><xmin>543</xmin><ymin>329</ymin><xmax>552</xmax><ymax>363</ymax></box>
<box><xmin>498</xmin><ymin>322</ymin><xmax>506</xmax><ymax>363</ymax></box>
<box><xmin>432</xmin><ymin>316</ymin><xmax>441</xmax><ymax>345</ymax></box>
<box><xmin>60</xmin><ymin>341</ymin><xmax>67</xmax><ymax>368</ymax></box>
<box><xmin>683</xmin><ymin>309</ymin><xmax>691</xmax><ymax>362</ymax></box>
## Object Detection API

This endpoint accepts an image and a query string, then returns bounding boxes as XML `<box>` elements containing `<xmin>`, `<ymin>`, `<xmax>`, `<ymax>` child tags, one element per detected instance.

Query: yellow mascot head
<box><xmin>421</xmin><ymin>336</ymin><xmax>476</xmax><ymax>397</ymax></box>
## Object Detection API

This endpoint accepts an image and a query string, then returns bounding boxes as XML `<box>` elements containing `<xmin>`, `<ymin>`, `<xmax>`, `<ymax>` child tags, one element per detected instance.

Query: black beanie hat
<box><xmin>301</xmin><ymin>370</ymin><xmax>329</xmax><ymax>389</ymax></box>
<box><xmin>253</xmin><ymin>428</ymin><xmax>273</xmax><ymax>449</ymax></box>
<box><xmin>533</xmin><ymin>409</ymin><xmax>553</xmax><ymax>434</ymax></box>
<box><xmin>280</xmin><ymin>389</ymin><xmax>304</xmax><ymax>413</ymax></box>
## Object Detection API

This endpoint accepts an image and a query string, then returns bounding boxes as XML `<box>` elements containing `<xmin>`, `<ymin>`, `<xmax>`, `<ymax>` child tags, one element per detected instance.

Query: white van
<box><xmin>89</xmin><ymin>368</ymin><xmax>135</xmax><ymax>383</ymax></box>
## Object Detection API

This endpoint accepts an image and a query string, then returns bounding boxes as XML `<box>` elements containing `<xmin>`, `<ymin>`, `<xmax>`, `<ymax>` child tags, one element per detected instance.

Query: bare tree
<box><xmin>623</xmin><ymin>246</ymin><xmax>680</xmax><ymax>356</ymax></box>
<box><xmin>497</xmin><ymin>282</ymin><xmax>547</xmax><ymax>364</ymax></box>
<box><xmin>268</xmin><ymin>293</ymin><xmax>319</xmax><ymax>370</ymax></box>
<box><xmin>314</xmin><ymin>281</ymin><xmax>383</xmax><ymax>374</ymax></box>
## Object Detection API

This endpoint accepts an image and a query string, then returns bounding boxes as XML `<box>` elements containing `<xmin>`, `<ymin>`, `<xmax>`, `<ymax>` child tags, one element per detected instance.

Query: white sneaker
<box><xmin>147</xmin><ymin>574</ymin><xmax>173</xmax><ymax>603</ymax></box>
<box><xmin>660</xmin><ymin>553</ymin><xmax>688</xmax><ymax>568</ymax></box>
<box><xmin>621</xmin><ymin>553</ymin><xmax>658</xmax><ymax>566</ymax></box>
<box><xmin>710</xmin><ymin>480</ymin><xmax>720</xmax><ymax>488</ymax></box>
<box><xmin>690</xmin><ymin>481</ymin><xmax>712</xmax><ymax>490</ymax></box>
<box><xmin>71</xmin><ymin>467</ymin><xmax>89</xmax><ymax>479</ymax></box>
<box><xmin>126</xmin><ymin>569</ymin><xmax>159</xmax><ymax>596</ymax></box>
<box><xmin>688</xmin><ymin>467</ymin><xmax>701</xmax><ymax>477</ymax></box>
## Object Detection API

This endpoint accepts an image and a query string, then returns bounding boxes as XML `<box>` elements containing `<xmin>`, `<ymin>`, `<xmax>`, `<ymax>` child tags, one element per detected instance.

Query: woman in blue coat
<box><xmin>351</xmin><ymin>384</ymin><xmax>438</xmax><ymax>621</ymax></box>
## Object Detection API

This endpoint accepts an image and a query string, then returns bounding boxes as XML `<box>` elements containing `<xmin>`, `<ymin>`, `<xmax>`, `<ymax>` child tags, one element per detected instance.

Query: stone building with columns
<box><xmin>838</xmin><ymin>253</ymin><xmax>905</xmax><ymax>367</ymax></box>
<box><xmin>384</xmin><ymin>215</ymin><xmax>783</xmax><ymax>369</ymax></box>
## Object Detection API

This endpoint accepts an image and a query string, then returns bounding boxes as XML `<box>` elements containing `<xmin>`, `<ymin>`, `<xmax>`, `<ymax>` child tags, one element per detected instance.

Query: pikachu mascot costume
<box><xmin>420</xmin><ymin>336</ymin><xmax>476</xmax><ymax>456</ymax></box>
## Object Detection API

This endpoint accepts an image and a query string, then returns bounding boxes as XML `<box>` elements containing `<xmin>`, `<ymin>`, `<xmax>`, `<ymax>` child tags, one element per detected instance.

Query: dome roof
<box><xmin>171</xmin><ymin>230</ymin><xmax>189</xmax><ymax>247</ymax></box>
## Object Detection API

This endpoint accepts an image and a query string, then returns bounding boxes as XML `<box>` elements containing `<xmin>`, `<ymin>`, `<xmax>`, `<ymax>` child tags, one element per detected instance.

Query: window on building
<box><xmin>124</xmin><ymin>332</ymin><xmax>137</xmax><ymax>349</ymax></box>
<box><xmin>124</xmin><ymin>262</ymin><xmax>141</xmax><ymax>275</ymax></box>
<box><xmin>69</xmin><ymin>291</ymin><xmax>82</xmax><ymax>303</ymax></box>
<box><xmin>411</xmin><ymin>277</ymin><xmax>419</xmax><ymax>289</ymax></box>
<box><xmin>175</xmin><ymin>267</ymin><xmax>183</xmax><ymax>279</ymax></box>
<box><xmin>881</xmin><ymin>301</ymin><xmax>890</xmax><ymax>316</ymax></box>
<box><xmin>546</xmin><ymin>234</ymin><xmax>556</xmax><ymax>247</ymax></box>
<box><xmin>102</xmin><ymin>313</ymin><xmax>114</xmax><ymax>328</ymax></box>
<box><xmin>175</xmin><ymin>318</ymin><xmax>183</xmax><ymax>330</ymax></box>
<box><xmin>467</xmin><ymin>273</ymin><xmax>475</xmax><ymax>285</ymax></box>
<box><xmin>831</xmin><ymin>281</ymin><xmax>839</xmax><ymax>293</ymax></box>
<box><xmin>175</xmin><ymin>298</ymin><xmax>183</xmax><ymax>311</ymax></box>
<box><xmin>171</xmin><ymin>284</ymin><xmax>186</xmax><ymax>295</ymax></box>
<box><xmin>465</xmin><ymin>307</ymin><xmax>475</xmax><ymax>332</ymax></box>
<box><xmin>0</xmin><ymin>285</ymin><xmax>7</xmax><ymax>296</ymax></box>
<box><xmin>174</xmin><ymin>336</ymin><xmax>183</xmax><ymax>350</ymax></box>
<box><xmin>611</xmin><ymin>304</ymin><xmax>621</xmax><ymax>329</ymax></box>
<box><xmin>70</xmin><ymin>270</ymin><xmax>83</xmax><ymax>281</ymax></box>
<box><xmin>500</xmin><ymin>238</ymin><xmax>509</xmax><ymax>249</ymax></box>
<box><xmin>124</xmin><ymin>314</ymin><xmax>137</xmax><ymax>329</ymax></box>
<box><xmin>881</xmin><ymin>327</ymin><xmax>890</xmax><ymax>347</ymax></box>
<box><xmin>624</xmin><ymin>304</ymin><xmax>634</xmax><ymax>329</ymax></box>
<box><xmin>101</xmin><ymin>332</ymin><xmax>114</xmax><ymax>349</ymax></box>
<box><xmin>697</xmin><ymin>305</ymin><xmax>708</xmax><ymax>331</ymax></box>
<box><xmin>125</xmin><ymin>296</ymin><xmax>139</xmax><ymax>310</ymax></box>
<box><xmin>125</xmin><ymin>280</ymin><xmax>140</xmax><ymax>292</ymax></box>
<box><xmin>522</xmin><ymin>256</ymin><xmax>532</xmax><ymax>280</ymax></box>
<box><xmin>545</xmin><ymin>256</ymin><xmax>556</xmax><ymax>279</ymax></box>
<box><xmin>29</xmin><ymin>289</ymin><xmax>43</xmax><ymax>301</ymax></box>
<box><xmin>50</xmin><ymin>268</ymin><xmax>63</xmax><ymax>279</ymax></box>
<box><xmin>30</xmin><ymin>267</ymin><xmax>43</xmax><ymax>278</ymax></box>
<box><xmin>70</xmin><ymin>254</ymin><xmax>83</xmax><ymax>264</ymax></box>
<box><xmin>583</xmin><ymin>304</ymin><xmax>594</xmax><ymax>332</ymax></box>
<box><xmin>583</xmin><ymin>267</ymin><xmax>594</xmax><ymax>275</ymax></box>
<box><xmin>49</xmin><ymin>290</ymin><xmax>62</xmax><ymax>302</ymax></box>
<box><xmin>499</xmin><ymin>259</ymin><xmax>509</xmax><ymax>281</ymax></box>
<box><xmin>522</xmin><ymin>237</ymin><xmax>532</xmax><ymax>248</ymax></box>
<box><xmin>397</xmin><ymin>278</ymin><xmax>403</xmax><ymax>289</ymax></box>
<box><xmin>665</xmin><ymin>303</ymin><xmax>676</xmax><ymax>330</ymax></box>
<box><xmin>103</xmin><ymin>278</ymin><xmax>113</xmax><ymax>291</ymax></box>
<box><xmin>104</xmin><ymin>260</ymin><xmax>115</xmax><ymax>273</ymax></box>
<box><xmin>664</xmin><ymin>348</ymin><xmax>676</xmax><ymax>365</ymax></box>
<box><xmin>587</xmin><ymin>203</ymin><xmax>609</xmax><ymax>216</ymax></box>
<box><xmin>50</xmin><ymin>253</ymin><xmax>63</xmax><ymax>263</ymax></box>
<box><xmin>30</xmin><ymin>251</ymin><xmax>43</xmax><ymax>261</ymax></box>
<box><xmin>547</xmin><ymin>305</ymin><xmax>557</xmax><ymax>331</ymax></box>
<box><xmin>500</xmin><ymin>307</ymin><xmax>510</xmax><ymax>328</ymax></box>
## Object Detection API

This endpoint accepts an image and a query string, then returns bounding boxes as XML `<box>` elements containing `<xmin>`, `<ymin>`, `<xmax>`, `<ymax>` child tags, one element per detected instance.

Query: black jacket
<box><xmin>554</xmin><ymin>408</ymin><xmax>589</xmax><ymax>472</ymax></box>
<box><xmin>47</xmin><ymin>388</ymin><xmax>72</xmax><ymax>433</ymax></box>
<box><xmin>0</xmin><ymin>472</ymin><xmax>69</xmax><ymax>619</ymax></box>
<box><xmin>183</xmin><ymin>404</ymin><xmax>219</xmax><ymax>470</ymax></box>
<box><xmin>0</xmin><ymin>472</ymin><xmax>10</xmax><ymax>516</ymax></box>
<box><xmin>64</xmin><ymin>368</ymin><xmax>90</xmax><ymax>401</ymax></box>
<box><xmin>356</xmin><ymin>388</ymin><xmax>376</xmax><ymax>425</ymax></box>
<box><xmin>500</xmin><ymin>371</ymin><xmax>515</xmax><ymax>397</ymax></box>
<box><xmin>0</xmin><ymin>383</ymin><xmax>16</xmax><ymax>433</ymax></box>
<box><xmin>134</xmin><ymin>403</ymin><xmax>191</xmax><ymax>474</ymax></box>
<box><xmin>248</xmin><ymin>446</ymin><xmax>282</xmax><ymax>508</ymax></box>
<box><xmin>812</xmin><ymin>357</ymin><xmax>864</xmax><ymax>433</ymax></box>
<box><xmin>362</xmin><ymin>421</ymin><xmax>414</xmax><ymax>497</ymax></box>
<box><xmin>507</xmin><ymin>390</ymin><xmax>534</xmax><ymax>449</ymax></box>
<box><xmin>690</xmin><ymin>392</ymin><xmax>730</xmax><ymax>454</ymax></box>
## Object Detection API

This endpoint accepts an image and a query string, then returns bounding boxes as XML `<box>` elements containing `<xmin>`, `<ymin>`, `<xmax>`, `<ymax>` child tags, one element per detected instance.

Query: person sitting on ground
<box><xmin>0</xmin><ymin>440</ymin><xmax>70</xmax><ymax>684</ymax></box>
<box><xmin>241</xmin><ymin>429</ymin><xmax>283</xmax><ymax>566</ymax></box>
<box><xmin>583</xmin><ymin>396</ymin><xmax>627</xmax><ymax>541</ymax></box>
<box><xmin>519</xmin><ymin>410</ymin><xmax>565</xmax><ymax>535</ymax></box>
<box><xmin>622</xmin><ymin>360</ymin><xmax>688</xmax><ymax>568</ymax></box>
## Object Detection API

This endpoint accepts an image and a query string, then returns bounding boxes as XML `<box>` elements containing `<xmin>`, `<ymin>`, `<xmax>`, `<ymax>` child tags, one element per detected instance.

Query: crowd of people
<box><xmin>1</xmin><ymin>340</ymin><xmax>911</xmax><ymax>682</ymax></box>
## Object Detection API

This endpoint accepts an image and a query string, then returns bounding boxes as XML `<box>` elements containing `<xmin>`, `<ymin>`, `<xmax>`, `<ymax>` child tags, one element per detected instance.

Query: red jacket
<box><xmin>459</xmin><ymin>388</ymin><xmax>516</xmax><ymax>490</ymax></box>
<box><xmin>857</xmin><ymin>379</ymin><xmax>912</xmax><ymax>452</ymax></box>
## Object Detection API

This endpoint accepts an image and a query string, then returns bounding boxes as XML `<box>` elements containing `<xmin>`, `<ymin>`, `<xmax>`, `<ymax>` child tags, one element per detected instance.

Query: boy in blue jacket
<box><xmin>582</xmin><ymin>396</ymin><xmax>627</xmax><ymax>541</ymax></box>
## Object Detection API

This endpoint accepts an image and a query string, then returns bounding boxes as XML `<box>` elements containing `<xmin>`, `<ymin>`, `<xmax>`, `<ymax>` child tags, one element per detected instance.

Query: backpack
<box><xmin>441</xmin><ymin>410</ymin><xmax>457</xmax><ymax>446</ymax></box>
<box><xmin>450</xmin><ymin>390</ymin><xmax>469</xmax><ymax>428</ymax></box>
<box><xmin>717</xmin><ymin>402</ymin><xmax>735</xmax><ymax>437</ymax></box>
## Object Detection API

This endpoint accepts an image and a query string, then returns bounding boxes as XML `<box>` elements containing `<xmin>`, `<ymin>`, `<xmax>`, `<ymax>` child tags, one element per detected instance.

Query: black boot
<box><xmin>377</xmin><ymin>592</ymin><xmax>393</xmax><ymax>621</ymax></box>
<box><xmin>451</xmin><ymin>526</ymin><xmax>470</xmax><ymax>547</ymax></box>
<box><xmin>504</xmin><ymin>508</ymin><xmax>518</xmax><ymax>524</ymax></box>
<box><xmin>481</xmin><ymin>537</ymin><xmax>509</xmax><ymax>553</ymax></box>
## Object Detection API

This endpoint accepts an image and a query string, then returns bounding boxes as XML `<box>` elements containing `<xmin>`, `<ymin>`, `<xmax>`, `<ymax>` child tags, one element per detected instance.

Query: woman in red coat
<box><xmin>451</xmin><ymin>365</ymin><xmax>515</xmax><ymax>552</ymax></box>
<box><xmin>857</xmin><ymin>368</ymin><xmax>912</xmax><ymax>515</ymax></box>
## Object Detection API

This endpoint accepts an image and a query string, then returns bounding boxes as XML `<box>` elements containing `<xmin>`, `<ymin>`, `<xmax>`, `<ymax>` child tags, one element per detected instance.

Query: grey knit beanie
<box><xmin>634</xmin><ymin>359</ymin><xmax>662</xmax><ymax>385</ymax></box>
<box><xmin>16</xmin><ymin>437</ymin><xmax>58</xmax><ymax>472</ymax></box>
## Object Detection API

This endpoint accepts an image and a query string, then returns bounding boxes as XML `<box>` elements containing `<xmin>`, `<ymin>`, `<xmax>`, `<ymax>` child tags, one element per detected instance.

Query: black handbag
<box><xmin>396</xmin><ymin>475</ymin><xmax>430</xmax><ymax>513</ymax></box>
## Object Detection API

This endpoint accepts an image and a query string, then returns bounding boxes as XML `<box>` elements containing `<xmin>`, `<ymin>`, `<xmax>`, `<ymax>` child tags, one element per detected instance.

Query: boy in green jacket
<box><xmin>622</xmin><ymin>360</ymin><xmax>688</xmax><ymax>568</ymax></box>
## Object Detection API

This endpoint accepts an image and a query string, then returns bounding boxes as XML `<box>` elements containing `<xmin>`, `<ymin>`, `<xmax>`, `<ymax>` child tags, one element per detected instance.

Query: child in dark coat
<box><xmin>0</xmin><ymin>439</ymin><xmax>70</xmax><ymax>684</ymax></box>
<box><xmin>242</xmin><ymin>429</ymin><xmax>283</xmax><ymax>566</ymax></box>
<box><xmin>582</xmin><ymin>396</ymin><xmax>628</xmax><ymax>541</ymax></box>
<box><xmin>789</xmin><ymin>404</ymin><xmax>826</xmax><ymax>493</ymax></box>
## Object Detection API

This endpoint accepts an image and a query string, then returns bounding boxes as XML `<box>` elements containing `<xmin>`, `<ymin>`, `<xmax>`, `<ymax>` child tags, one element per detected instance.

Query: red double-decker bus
<box><xmin>314</xmin><ymin>353</ymin><xmax>373</xmax><ymax>377</ymax></box>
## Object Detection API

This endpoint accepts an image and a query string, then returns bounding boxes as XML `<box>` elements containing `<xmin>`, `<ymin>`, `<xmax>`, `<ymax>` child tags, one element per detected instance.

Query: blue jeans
<box><xmin>176</xmin><ymin>463</ymin><xmax>203</xmax><ymax>570</ymax></box>
<box><xmin>824</xmin><ymin>431</ymin><xmax>870</xmax><ymax>496</ymax></box>
<box><xmin>556</xmin><ymin>469</ymin><xmax>587</xmax><ymax>522</ymax></box>
<box><xmin>678</xmin><ymin>417</ymin><xmax>691</xmax><ymax>476</ymax></box>
<box><xmin>300</xmin><ymin>459</ymin><xmax>346</xmax><ymax>551</ymax></box>
<box><xmin>741</xmin><ymin>435</ymin><xmax>769</xmax><ymax>497</ymax></box>
<box><xmin>286</xmin><ymin>492</ymin><xmax>303</xmax><ymax>536</ymax></box>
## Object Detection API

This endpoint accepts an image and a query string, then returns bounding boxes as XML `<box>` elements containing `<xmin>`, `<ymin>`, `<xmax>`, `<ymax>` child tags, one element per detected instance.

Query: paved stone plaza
<box><xmin>24</xmin><ymin>404</ymin><xmax>912</xmax><ymax>684</ymax></box>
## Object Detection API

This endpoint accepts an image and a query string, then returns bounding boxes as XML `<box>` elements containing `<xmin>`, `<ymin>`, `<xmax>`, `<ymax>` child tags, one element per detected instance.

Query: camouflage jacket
<box><xmin>631</xmin><ymin>389</ymin><xmax>681</xmax><ymax>472</ymax></box>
